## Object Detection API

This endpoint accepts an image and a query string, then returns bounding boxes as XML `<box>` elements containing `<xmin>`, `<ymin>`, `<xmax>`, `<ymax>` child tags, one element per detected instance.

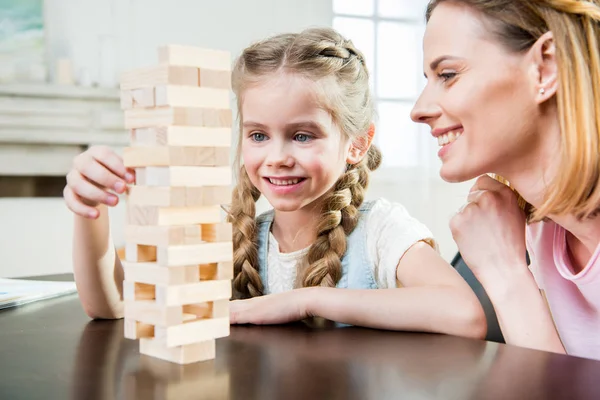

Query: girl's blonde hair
<box><xmin>427</xmin><ymin>0</ymin><xmax>600</xmax><ymax>222</ymax></box>
<box><xmin>228</xmin><ymin>27</ymin><xmax>381</xmax><ymax>298</ymax></box>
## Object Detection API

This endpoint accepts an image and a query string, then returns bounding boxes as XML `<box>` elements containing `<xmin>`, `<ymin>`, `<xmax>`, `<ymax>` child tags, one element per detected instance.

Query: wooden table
<box><xmin>1</xmin><ymin>275</ymin><xmax>599</xmax><ymax>399</ymax></box>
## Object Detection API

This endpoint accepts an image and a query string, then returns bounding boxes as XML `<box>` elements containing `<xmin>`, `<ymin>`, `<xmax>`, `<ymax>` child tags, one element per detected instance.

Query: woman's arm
<box><xmin>476</xmin><ymin>262</ymin><xmax>565</xmax><ymax>353</ymax></box>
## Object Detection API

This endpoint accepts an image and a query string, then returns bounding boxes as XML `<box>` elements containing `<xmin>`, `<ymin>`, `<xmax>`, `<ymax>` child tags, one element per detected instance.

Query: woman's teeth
<box><xmin>438</xmin><ymin>130</ymin><xmax>462</xmax><ymax>146</ymax></box>
<box><xmin>269</xmin><ymin>178</ymin><xmax>300</xmax><ymax>186</ymax></box>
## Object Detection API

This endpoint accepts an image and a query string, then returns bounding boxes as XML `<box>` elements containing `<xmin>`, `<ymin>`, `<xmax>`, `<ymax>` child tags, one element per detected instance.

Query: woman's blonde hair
<box><xmin>427</xmin><ymin>0</ymin><xmax>600</xmax><ymax>222</ymax></box>
<box><xmin>227</xmin><ymin>27</ymin><xmax>381</xmax><ymax>299</ymax></box>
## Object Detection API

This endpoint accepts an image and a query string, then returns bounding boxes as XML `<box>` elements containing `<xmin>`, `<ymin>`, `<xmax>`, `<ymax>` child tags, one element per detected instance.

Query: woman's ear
<box><xmin>529</xmin><ymin>31</ymin><xmax>558</xmax><ymax>103</ymax></box>
<box><xmin>347</xmin><ymin>124</ymin><xmax>375</xmax><ymax>165</ymax></box>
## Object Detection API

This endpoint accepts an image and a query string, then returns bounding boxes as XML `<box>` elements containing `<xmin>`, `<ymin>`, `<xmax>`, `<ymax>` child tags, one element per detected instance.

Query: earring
<box><xmin>539</xmin><ymin>88</ymin><xmax>545</xmax><ymax>95</ymax></box>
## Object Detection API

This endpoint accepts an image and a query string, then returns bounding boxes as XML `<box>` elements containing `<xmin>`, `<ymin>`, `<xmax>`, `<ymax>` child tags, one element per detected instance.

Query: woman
<box><xmin>411</xmin><ymin>0</ymin><xmax>600</xmax><ymax>359</ymax></box>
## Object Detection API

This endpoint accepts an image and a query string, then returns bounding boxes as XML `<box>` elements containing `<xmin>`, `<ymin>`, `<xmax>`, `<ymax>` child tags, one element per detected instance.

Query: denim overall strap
<box><xmin>337</xmin><ymin>200</ymin><xmax>378</xmax><ymax>290</ymax></box>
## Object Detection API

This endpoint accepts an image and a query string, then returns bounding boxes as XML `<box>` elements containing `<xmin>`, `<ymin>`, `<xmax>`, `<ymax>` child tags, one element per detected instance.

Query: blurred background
<box><xmin>0</xmin><ymin>0</ymin><xmax>472</xmax><ymax>278</ymax></box>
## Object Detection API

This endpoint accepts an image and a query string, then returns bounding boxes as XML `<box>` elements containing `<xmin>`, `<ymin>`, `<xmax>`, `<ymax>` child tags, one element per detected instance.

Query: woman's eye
<box><xmin>251</xmin><ymin>133</ymin><xmax>267</xmax><ymax>142</ymax></box>
<box><xmin>439</xmin><ymin>72</ymin><xmax>457</xmax><ymax>82</ymax></box>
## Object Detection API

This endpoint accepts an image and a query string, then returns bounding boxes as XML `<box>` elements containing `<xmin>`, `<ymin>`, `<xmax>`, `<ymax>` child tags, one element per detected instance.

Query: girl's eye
<box><xmin>438</xmin><ymin>72</ymin><xmax>457</xmax><ymax>82</ymax></box>
<box><xmin>294</xmin><ymin>133</ymin><xmax>312</xmax><ymax>142</ymax></box>
<box><xmin>251</xmin><ymin>132</ymin><xmax>267</xmax><ymax>142</ymax></box>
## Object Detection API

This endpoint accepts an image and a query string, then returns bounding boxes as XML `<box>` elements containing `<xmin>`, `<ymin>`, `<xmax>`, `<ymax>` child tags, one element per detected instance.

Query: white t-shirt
<box><xmin>266</xmin><ymin>198</ymin><xmax>436</xmax><ymax>293</ymax></box>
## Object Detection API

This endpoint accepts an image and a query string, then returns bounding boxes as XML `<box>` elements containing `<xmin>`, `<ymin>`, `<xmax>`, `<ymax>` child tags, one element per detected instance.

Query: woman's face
<box><xmin>411</xmin><ymin>2</ymin><xmax>544</xmax><ymax>183</ymax></box>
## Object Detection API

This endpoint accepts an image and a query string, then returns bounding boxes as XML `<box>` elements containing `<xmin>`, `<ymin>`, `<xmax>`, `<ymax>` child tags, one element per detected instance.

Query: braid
<box><xmin>228</xmin><ymin>167</ymin><xmax>263</xmax><ymax>299</ymax></box>
<box><xmin>302</xmin><ymin>144</ymin><xmax>382</xmax><ymax>288</ymax></box>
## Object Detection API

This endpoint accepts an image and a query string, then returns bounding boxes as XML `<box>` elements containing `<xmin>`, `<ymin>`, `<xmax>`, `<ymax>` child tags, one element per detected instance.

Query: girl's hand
<box><xmin>64</xmin><ymin>146</ymin><xmax>135</xmax><ymax>219</ymax></box>
<box><xmin>450</xmin><ymin>175</ymin><xmax>529</xmax><ymax>293</ymax></box>
<box><xmin>230</xmin><ymin>289</ymin><xmax>314</xmax><ymax>325</ymax></box>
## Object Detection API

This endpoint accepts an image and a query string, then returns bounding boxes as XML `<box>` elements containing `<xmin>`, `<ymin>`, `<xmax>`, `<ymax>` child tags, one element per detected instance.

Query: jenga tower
<box><xmin>119</xmin><ymin>45</ymin><xmax>234</xmax><ymax>364</ymax></box>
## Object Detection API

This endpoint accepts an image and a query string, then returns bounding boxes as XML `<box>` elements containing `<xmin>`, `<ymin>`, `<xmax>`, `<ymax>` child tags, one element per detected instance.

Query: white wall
<box><xmin>1</xmin><ymin>0</ymin><xmax>471</xmax><ymax>278</ymax></box>
<box><xmin>1</xmin><ymin>0</ymin><xmax>333</xmax><ymax>278</ymax></box>
<box><xmin>42</xmin><ymin>0</ymin><xmax>333</xmax><ymax>87</ymax></box>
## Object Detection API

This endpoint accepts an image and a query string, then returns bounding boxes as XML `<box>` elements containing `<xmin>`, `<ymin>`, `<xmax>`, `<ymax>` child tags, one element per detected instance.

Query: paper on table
<box><xmin>0</xmin><ymin>278</ymin><xmax>78</xmax><ymax>310</ymax></box>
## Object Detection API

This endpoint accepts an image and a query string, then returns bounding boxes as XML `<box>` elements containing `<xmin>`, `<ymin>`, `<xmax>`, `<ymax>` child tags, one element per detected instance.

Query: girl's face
<box><xmin>241</xmin><ymin>72</ymin><xmax>352</xmax><ymax>212</ymax></box>
<box><xmin>410</xmin><ymin>2</ymin><xmax>544</xmax><ymax>183</ymax></box>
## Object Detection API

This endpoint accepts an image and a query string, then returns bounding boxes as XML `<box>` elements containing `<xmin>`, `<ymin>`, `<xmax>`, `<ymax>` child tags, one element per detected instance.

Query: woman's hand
<box><xmin>64</xmin><ymin>146</ymin><xmax>135</xmax><ymax>219</ymax></box>
<box><xmin>450</xmin><ymin>175</ymin><xmax>529</xmax><ymax>293</ymax></box>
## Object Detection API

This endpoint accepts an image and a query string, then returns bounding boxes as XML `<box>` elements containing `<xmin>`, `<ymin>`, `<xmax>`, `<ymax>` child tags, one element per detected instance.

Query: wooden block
<box><xmin>199</xmin><ymin>261</ymin><xmax>233</xmax><ymax>280</ymax></box>
<box><xmin>135</xmin><ymin>167</ymin><xmax>147</xmax><ymax>185</ymax></box>
<box><xmin>155</xmin><ymin>317</ymin><xmax>229</xmax><ymax>347</ymax></box>
<box><xmin>186</xmin><ymin>186</ymin><xmax>231</xmax><ymax>206</ymax></box>
<box><xmin>211</xmin><ymin>299</ymin><xmax>229</xmax><ymax>318</ymax></box>
<box><xmin>122</xmin><ymin>262</ymin><xmax>200</xmax><ymax>285</ymax></box>
<box><xmin>127</xmin><ymin>205</ymin><xmax>222</xmax><ymax>226</ymax></box>
<box><xmin>124</xmin><ymin>318</ymin><xmax>155</xmax><ymax>339</ymax></box>
<box><xmin>201</xmin><ymin>222</ymin><xmax>232</xmax><ymax>242</ymax></box>
<box><xmin>158</xmin><ymin>45</ymin><xmax>231</xmax><ymax>71</ymax></box>
<box><xmin>144</xmin><ymin>166</ymin><xmax>232</xmax><ymax>187</ymax></box>
<box><xmin>154</xmin><ymin>86</ymin><xmax>230</xmax><ymax>109</ymax></box>
<box><xmin>155</xmin><ymin>279</ymin><xmax>231</xmax><ymax>306</ymax></box>
<box><xmin>123</xmin><ymin>281</ymin><xmax>156</xmax><ymax>301</ymax></box>
<box><xmin>138</xmin><ymin>355</ymin><xmax>218</xmax><ymax>381</ymax></box>
<box><xmin>121</xmin><ymin>91</ymin><xmax>133</xmax><ymax>109</ymax></box>
<box><xmin>124</xmin><ymin>107</ymin><xmax>232</xmax><ymax>129</ymax></box>
<box><xmin>127</xmin><ymin>186</ymin><xmax>231</xmax><ymax>207</ymax></box>
<box><xmin>124</xmin><ymin>301</ymin><xmax>184</xmax><ymax>326</ymax></box>
<box><xmin>140</xmin><ymin>337</ymin><xmax>216</xmax><ymax>364</ymax></box>
<box><xmin>158</xmin><ymin>242</ymin><xmax>233</xmax><ymax>267</ymax></box>
<box><xmin>123</xmin><ymin>146</ymin><xmax>230</xmax><ymax>167</ymax></box>
<box><xmin>125</xmin><ymin>243</ymin><xmax>157</xmax><ymax>262</ymax></box>
<box><xmin>120</xmin><ymin>65</ymin><xmax>199</xmax><ymax>90</ymax></box>
<box><xmin>125</xmin><ymin>224</ymin><xmax>202</xmax><ymax>246</ymax></box>
<box><xmin>132</xmin><ymin>87</ymin><xmax>156</xmax><ymax>108</ymax></box>
<box><xmin>132</xmin><ymin>126</ymin><xmax>231</xmax><ymax>148</ymax></box>
<box><xmin>128</xmin><ymin>186</ymin><xmax>186</xmax><ymax>207</ymax></box>
<box><xmin>199</xmin><ymin>69</ymin><xmax>231</xmax><ymax>89</ymax></box>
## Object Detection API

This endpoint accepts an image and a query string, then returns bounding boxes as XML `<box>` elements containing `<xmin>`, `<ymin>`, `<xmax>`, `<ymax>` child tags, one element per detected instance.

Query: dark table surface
<box><xmin>1</xmin><ymin>274</ymin><xmax>600</xmax><ymax>400</ymax></box>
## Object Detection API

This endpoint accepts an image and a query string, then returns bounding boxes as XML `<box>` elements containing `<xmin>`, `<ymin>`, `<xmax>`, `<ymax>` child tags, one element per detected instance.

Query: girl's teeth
<box><xmin>437</xmin><ymin>131</ymin><xmax>462</xmax><ymax>146</ymax></box>
<box><xmin>269</xmin><ymin>178</ymin><xmax>300</xmax><ymax>186</ymax></box>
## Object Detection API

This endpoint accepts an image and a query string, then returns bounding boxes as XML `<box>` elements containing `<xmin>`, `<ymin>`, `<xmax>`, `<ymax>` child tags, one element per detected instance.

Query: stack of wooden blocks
<box><xmin>119</xmin><ymin>44</ymin><xmax>234</xmax><ymax>365</ymax></box>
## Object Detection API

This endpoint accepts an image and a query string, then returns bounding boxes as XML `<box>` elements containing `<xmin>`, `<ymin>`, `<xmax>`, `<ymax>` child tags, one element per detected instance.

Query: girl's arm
<box><xmin>306</xmin><ymin>242</ymin><xmax>487</xmax><ymax>339</ymax></box>
<box><xmin>230</xmin><ymin>242</ymin><xmax>487</xmax><ymax>339</ymax></box>
<box><xmin>72</xmin><ymin>205</ymin><xmax>124</xmax><ymax>320</ymax></box>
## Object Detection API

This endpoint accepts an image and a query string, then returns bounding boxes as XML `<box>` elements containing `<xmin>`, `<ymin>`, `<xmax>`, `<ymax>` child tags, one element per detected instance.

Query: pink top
<box><xmin>526</xmin><ymin>220</ymin><xmax>600</xmax><ymax>360</ymax></box>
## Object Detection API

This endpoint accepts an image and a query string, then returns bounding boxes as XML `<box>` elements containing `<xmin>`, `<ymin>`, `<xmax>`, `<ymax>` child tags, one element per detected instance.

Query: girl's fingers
<box><xmin>63</xmin><ymin>186</ymin><xmax>100</xmax><ymax>219</ymax></box>
<box><xmin>66</xmin><ymin>170</ymin><xmax>119</xmax><ymax>207</ymax></box>
<box><xmin>75</xmin><ymin>157</ymin><xmax>128</xmax><ymax>195</ymax></box>
<box><xmin>89</xmin><ymin>146</ymin><xmax>135</xmax><ymax>183</ymax></box>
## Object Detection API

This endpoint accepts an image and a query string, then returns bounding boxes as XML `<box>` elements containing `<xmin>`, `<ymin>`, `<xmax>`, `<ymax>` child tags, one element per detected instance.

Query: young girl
<box><xmin>65</xmin><ymin>27</ymin><xmax>486</xmax><ymax>338</ymax></box>
<box><xmin>411</xmin><ymin>0</ymin><xmax>600</xmax><ymax>358</ymax></box>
